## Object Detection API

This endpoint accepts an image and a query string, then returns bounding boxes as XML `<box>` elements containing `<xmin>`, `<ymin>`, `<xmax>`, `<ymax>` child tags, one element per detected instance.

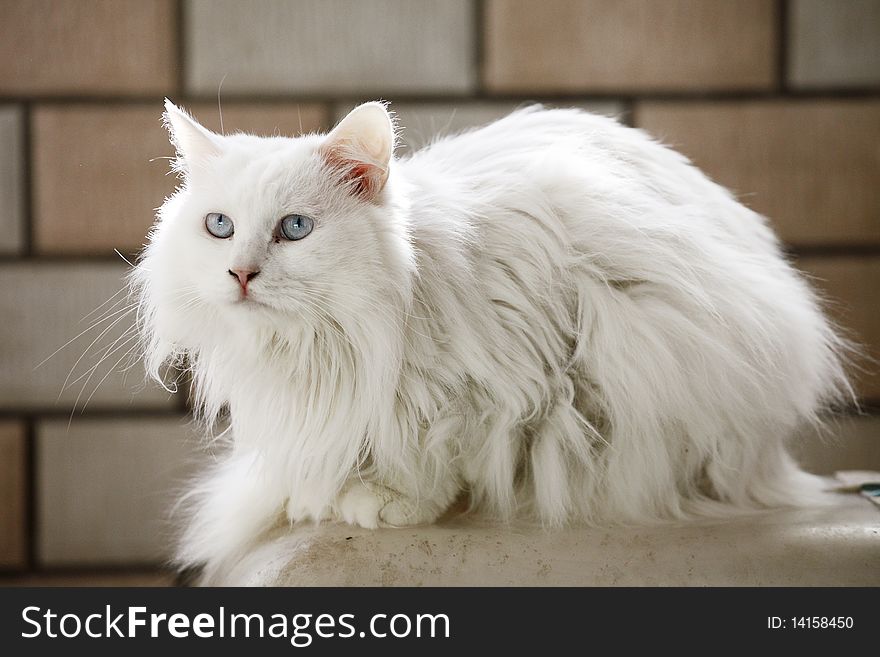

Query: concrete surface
<box><xmin>214</xmin><ymin>482</ymin><xmax>879</xmax><ymax>586</ymax></box>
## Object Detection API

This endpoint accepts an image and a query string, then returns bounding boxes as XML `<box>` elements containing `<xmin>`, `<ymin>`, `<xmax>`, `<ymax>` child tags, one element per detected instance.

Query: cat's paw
<box><xmin>378</xmin><ymin>497</ymin><xmax>429</xmax><ymax>527</ymax></box>
<box><xmin>286</xmin><ymin>504</ymin><xmax>334</xmax><ymax>525</ymax></box>
<box><xmin>335</xmin><ymin>481</ymin><xmax>389</xmax><ymax>529</ymax></box>
<box><xmin>335</xmin><ymin>481</ymin><xmax>434</xmax><ymax>529</ymax></box>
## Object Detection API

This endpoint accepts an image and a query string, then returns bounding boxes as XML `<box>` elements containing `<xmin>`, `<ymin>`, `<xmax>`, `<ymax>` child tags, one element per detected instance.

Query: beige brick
<box><xmin>185</xmin><ymin>0</ymin><xmax>475</xmax><ymax>95</ymax></box>
<box><xmin>635</xmin><ymin>100</ymin><xmax>880</xmax><ymax>246</ymax></box>
<box><xmin>0</xmin><ymin>106</ymin><xmax>24</xmax><ymax>254</ymax></box>
<box><xmin>797</xmin><ymin>257</ymin><xmax>880</xmax><ymax>400</ymax></box>
<box><xmin>37</xmin><ymin>418</ymin><xmax>199</xmax><ymax>565</ymax></box>
<box><xmin>789</xmin><ymin>0</ymin><xmax>880</xmax><ymax>88</ymax></box>
<box><xmin>484</xmin><ymin>0</ymin><xmax>777</xmax><ymax>93</ymax></box>
<box><xmin>0</xmin><ymin>263</ymin><xmax>174</xmax><ymax>410</ymax></box>
<box><xmin>0</xmin><ymin>421</ymin><xmax>27</xmax><ymax>569</ymax></box>
<box><xmin>32</xmin><ymin>103</ymin><xmax>327</xmax><ymax>255</ymax></box>
<box><xmin>0</xmin><ymin>0</ymin><xmax>176</xmax><ymax>96</ymax></box>
<box><xmin>793</xmin><ymin>414</ymin><xmax>880</xmax><ymax>475</ymax></box>
<box><xmin>32</xmin><ymin>105</ymin><xmax>176</xmax><ymax>255</ymax></box>
<box><xmin>338</xmin><ymin>101</ymin><xmax>625</xmax><ymax>152</ymax></box>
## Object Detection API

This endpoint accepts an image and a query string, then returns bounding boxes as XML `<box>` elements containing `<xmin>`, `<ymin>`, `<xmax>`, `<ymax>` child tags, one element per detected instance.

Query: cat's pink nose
<box><xmin>229</xmin><ymin>268</ymin><xmax>260</xmax><ymax>293</ymax></box>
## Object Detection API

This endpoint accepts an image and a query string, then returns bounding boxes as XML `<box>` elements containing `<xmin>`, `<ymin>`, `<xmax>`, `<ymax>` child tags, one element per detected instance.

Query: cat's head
<box><xmin>134</xmin><ymin>100</ymin><xmax>415</xmax><ymax>379</ymax></box>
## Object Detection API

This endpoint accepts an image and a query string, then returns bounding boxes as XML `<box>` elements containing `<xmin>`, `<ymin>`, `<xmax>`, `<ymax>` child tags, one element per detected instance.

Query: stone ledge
<box><xmin>214</xmin><ymin>483</ymin><xmax>880</xmax><ymax>586</ymax></box>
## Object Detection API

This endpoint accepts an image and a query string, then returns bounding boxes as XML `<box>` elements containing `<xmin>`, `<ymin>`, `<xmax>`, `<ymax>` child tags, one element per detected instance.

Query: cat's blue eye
<box><xmin>279</xmin><ymin>214</ymin><xmax>314</xmax><ymax>241</ymax></box>
<box><xmin>205</xmin><ymin>213</ymin><xmax>234</xmax><ymax>239</ymax></box>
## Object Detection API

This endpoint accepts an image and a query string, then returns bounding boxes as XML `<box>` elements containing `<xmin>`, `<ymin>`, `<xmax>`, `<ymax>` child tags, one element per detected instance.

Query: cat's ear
<box><xmin>162</xmin><ymin>99</ymin><xmax>222</xmax><ymax>170</ymax></box>
<box><xmin>320</xmin><ymin>102</ymin><xmax>395</xmax><ymax>201</ymax></box>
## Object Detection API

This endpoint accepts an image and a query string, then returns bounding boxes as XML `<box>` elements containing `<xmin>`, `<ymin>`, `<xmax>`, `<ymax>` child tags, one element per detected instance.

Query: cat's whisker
<box><xmin>84</xmin><ymin>297</ymin><xmax>136</xmax><ymax>331</ymax></box>
<box><xmin>82</xmin><ymin>341</ymin><xmax>143</xmax><ymax>412</ymax></box>
<box><xmin>79</xmin><ymin>320</ymin><xmax>138</xmax><ymax>368</ymax></box>
<box><xmin>113</xmin><ymin>249</ymin><xmax>136</xmax><ymax>268</ymax></box>
<box><xmin>217</xmin><ymin>73</ymin><xmax>227</xmax><ymax>135</ymax></box>
<box><xmin>64</xmin><ymin>326</ymin><xmax>138</xmax><ymax>391</ymax></box>
<box><xmin>173</xmin><ymin>292</ymin><xmax>204</xmax><ymax>307</ymax></box>
<box><xmin>118</xmin><ymin>354</ymin><xmax>144</xmax><ymax>374</ymax></box>
<box><xmin>67</xmin><ymin>345</ymin><xmax>140</xmax><ymax>429</ymax></box>
<box><xmin>37</xmin><ymin>302</ymin><xmax>137</xmax><ymax>371</ymax></box>
<box><xmin>68</xmin><ymin>332</ymin><xmax>140</xmax><ymax>422</ymax></box>
<box><xmin>57</xmin><ymin>310</ymin><xmax>138</xmax><ymax>396</ymax></box>
<box><xmin>79</xmin><ymin>286</ymin><xmax>129</xmax><ymax>324</ymax></box>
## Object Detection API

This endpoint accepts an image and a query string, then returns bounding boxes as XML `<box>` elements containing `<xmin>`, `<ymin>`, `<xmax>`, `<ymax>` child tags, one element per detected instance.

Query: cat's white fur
<box><xmin>134</xmin><ymin>100</ymin><xmax>850</xmax><ymax>581</ymax></box>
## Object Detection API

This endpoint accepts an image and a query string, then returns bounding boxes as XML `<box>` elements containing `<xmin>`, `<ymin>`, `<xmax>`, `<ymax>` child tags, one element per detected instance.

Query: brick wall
<box><xmin>0</xmin><ymin>0</ymin><xmax>878</xmax><ymax>585</ymax></box>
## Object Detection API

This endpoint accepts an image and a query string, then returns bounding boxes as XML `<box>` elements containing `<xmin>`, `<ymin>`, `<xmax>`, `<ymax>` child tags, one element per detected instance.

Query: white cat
<box><xmin>133</xmin><ymin>100</ymin><xmax>851</xmax><ymax>581</ymax></box>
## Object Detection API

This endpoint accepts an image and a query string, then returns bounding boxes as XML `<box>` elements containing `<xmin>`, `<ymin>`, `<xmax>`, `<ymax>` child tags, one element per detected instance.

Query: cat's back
<box><xmin>401</xmin><ymin>105</ymin><xmax>736</xmax><ymax>215</ymax></box>
<box><xmin>401</xmin><ymin>105</ymin><xmax>627</xmax><ymax>180</ymax></box>
<box><xmin>399</xmin><ymin>105</ymin><xmax>776</xmax><ymax>255</ymax></box>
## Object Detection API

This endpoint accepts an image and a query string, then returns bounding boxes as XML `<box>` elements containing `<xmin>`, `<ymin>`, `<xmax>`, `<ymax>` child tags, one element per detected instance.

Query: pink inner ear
<box><xmin>345</xmin><ymin>162</ymin><xmax>379</xmax><ymax>198</ymax></box>
<box><xmin>324</xmin><ymin>149</ymin><xmax>386</xmax><ymax>200</ymax></box>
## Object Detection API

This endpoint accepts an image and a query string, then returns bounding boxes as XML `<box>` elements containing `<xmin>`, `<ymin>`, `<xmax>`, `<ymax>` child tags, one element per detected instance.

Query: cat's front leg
<box><xmin>177</xmin><ymin>447</ymin><xmax>284</xmax><ymax>579</ymax></box>
<box><xmin>334</xmin><ymin>476</ymin><xmax>458</xmax><ymax>529</ymax></box>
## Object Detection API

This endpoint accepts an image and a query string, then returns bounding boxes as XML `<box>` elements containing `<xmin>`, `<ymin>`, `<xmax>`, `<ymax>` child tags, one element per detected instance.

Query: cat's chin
<box><xmin>231</xmin><ymin>296</ymin><xmax>273</xmax><ymax>312</ymax></box>
<box><xmin>226</xmin><ymin>296</ymin><xmax>300</xmax><ymax>326</ymax></box>
<box><xmin>212</xmin><ymin>292</ymin><xmax>268</xmax><ymax>315</ymax></box>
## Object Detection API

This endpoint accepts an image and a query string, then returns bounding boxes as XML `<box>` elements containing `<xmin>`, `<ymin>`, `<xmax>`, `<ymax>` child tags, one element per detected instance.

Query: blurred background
<box><xmin>0</xmin><ymin>0</ymin><xmax>877</xmax><ymax>586</ymax></box>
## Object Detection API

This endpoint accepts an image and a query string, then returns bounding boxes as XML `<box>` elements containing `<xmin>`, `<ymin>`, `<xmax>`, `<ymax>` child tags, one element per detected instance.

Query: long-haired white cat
<box><xmin>134</xmin><ymin>100</ymin><xmax>850</xmax><ymax>581</ymax></box>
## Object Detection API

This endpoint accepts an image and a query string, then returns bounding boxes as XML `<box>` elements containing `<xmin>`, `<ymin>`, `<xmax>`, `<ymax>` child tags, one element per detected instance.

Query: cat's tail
<box><xmin>689</xmin><ymin>439</ymin><xmax>839</xmax><ymax>519</ymax></box>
